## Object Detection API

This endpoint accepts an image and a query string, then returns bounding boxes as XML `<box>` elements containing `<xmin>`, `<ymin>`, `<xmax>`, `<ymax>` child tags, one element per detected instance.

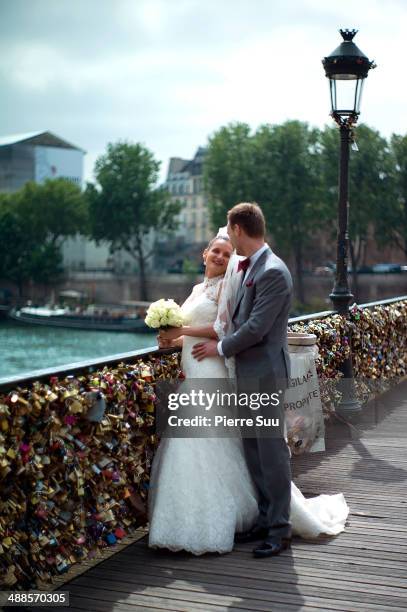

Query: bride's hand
<box><xmin>157</xmin><ymin>336</ymin><xmax>174</xmax><ymax>349</ymax></box>
<box><xmin>159</xmin><ymin>326</ymin><xmax>184</xmax><ymax>341</ymax></box>
<box><xmin>157</xmin><ymin>334</ymin><xmax>183</xmax><ymax>349</ymax></box>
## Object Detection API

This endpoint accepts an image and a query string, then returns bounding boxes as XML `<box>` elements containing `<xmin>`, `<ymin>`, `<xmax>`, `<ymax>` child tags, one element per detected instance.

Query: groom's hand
<box><xmin>192</xmin><ymin>340</ymin><xmax>218</xmax><ymax>361</ymax></box>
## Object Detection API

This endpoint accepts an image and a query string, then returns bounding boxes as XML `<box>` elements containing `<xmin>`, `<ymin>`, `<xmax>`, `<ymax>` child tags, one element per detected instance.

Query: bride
<box><xmin>148</xmin><ymin>234</ymin><xmax>349</xmax><ymax>555</ymax></box>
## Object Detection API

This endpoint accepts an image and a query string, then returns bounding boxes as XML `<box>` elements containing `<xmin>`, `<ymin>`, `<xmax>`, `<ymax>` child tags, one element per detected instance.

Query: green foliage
<box><xmin>0</xmin><ymin>179</ymin><xmax>86</xmax><ymax>292</ymax></box>
<box><xmin>182</xmin><ymin>258</ymin><xmax>199</xmax><ymax>277</ymax></box>
<box><xmin>28</xmin><ymin>243</ymin><xmax>64</xmax><ymax>284</ymax></box>
<box><xmin>204</xmin><ymin>121</ymin><xmax>326</xmax><ymax>245</ymax></box>
<box><xmin>87</xmin><ymin>141</ymin><xmax>181</xmax><ymax>299</ymax></box>
<box><xmin>320</xmin><ymin>124</ymin><xmax>395</xmax><ymax>249</ymax></box>
<box><xmin>16</xmin><ymin>178</ymin><xmax>88</xmax><ymax>246</ymax></box>
<box><xmin>88</xmin><ymin>141</ymin><xmax>179</xmax><ymax>247</ymax></box>
<box><xmin>203</xmin><ymin>123</ymin><xmax>256</xmax><ymax>230</ymax></box>
<box><xmin>203</xmin><ymin>120</ymin><xmax>407</xmax><ymax>302</ymax></box>
<box><xmin>380</xmin><ymin>133</ymin><xmax>407</xmax><ymax>256</ymax></box>
<box><xmin>252</xmin><ymin>121</ymin><xmax>324</xmax><ymax>250</ymax></box>
<box><xmin>320</xmin><ymin>124</ymin><xmax>399</xmax><ymax>301</ymax></box>
<box><xmin>0</xmin><ymin>194</ymin><xmax>32</xmax><ymax>290</ymax></box>
<box><xmin>204</xmin><ymin>120</ymin><xmax>326</xmax><ymax>302</ymax></box>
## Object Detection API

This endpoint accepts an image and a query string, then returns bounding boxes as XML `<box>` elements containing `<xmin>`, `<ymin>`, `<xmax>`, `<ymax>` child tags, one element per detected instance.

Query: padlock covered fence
<box><xmin>0</xmin><ymin>297</ymin><xmax>406</xmax><ymax>589</ymax></box>
<box><xmin>290</xmin><ymin>297</ymin><xmax>407</xmax><ymax>411</ymax></box>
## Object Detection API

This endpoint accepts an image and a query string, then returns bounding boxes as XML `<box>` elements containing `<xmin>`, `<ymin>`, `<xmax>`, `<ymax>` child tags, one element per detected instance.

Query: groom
<box><xmin>192</xmin><ymin>202</ymin><xmax>293</xmax><ymax>558</ymax></box>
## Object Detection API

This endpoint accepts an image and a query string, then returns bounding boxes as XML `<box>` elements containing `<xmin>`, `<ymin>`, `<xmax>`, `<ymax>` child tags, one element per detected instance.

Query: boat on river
<box><xmin>8</xmin><ymin>305</ymin><xmax>152</xmax><ymax>333</ymax></box>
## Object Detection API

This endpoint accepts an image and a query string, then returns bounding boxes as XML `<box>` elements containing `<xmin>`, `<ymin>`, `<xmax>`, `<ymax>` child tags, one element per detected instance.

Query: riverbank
<box><xmin>3</xmin><ymin>271</ymin><xmax>404</xmax><ymax>311</ymax></box>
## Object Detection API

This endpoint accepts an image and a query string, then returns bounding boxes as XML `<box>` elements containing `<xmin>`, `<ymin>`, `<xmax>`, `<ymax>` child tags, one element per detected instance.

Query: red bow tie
<box><xmin>237</xmin><ymin>258</ymin><xmax>251</xmax><ymax>273</ymax></box>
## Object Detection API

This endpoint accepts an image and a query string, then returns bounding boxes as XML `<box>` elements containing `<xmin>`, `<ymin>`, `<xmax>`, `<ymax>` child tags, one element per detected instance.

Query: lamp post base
<box><xmin>329</xmin><ymin>293</ymin><xmax>362</xmax><ymax>420</ymax></box>
<box><xmin>335</xmin><ymin>379</ymin><xmax>362</xmax><ymax>420</ymax></box>
<box><xmin>329</xmin><ymin>291</ymin><xmax>354</xmax><ymax>316</ymax></box>
<box><xmin>335</xmin><ymin>335</ymin><xmax>362</xmax><ymax>419</ymax></box>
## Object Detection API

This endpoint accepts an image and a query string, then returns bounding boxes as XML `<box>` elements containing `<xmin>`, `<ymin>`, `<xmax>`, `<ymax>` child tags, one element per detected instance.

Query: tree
<box><xmin>203</xmin><ymin>120</ymin><xmax>403</xmax><ymax>307</ymax></box>
<box><xmin>87</xmin><ymin>141</ymin><xmax>180</xmax><ymax>300</ymax></box>
<box><xmin>252</xmin><ymin>121</ymin><xmax>324</xmax><ymax>304</ymax></box>
<box><xmin>379</xmin><ymin>133</ymin><xmax>407</xmax><ymax>257</ymax></box>
<box><xmin>203</xmin><ymin>122</ymin><xmax>256</xmax><ymax>229</ymax></box>
<box><xmin>0</xmin><ymin>195</ymin><xmax>31</xmax><ymax>296</ymax></box>
<box><xmin>320</xmin><ymin>124</ymin><xmax>396</xmax><ymax>298</ymax></box>
<box><xmin>17</xmin><ymin>178</ymin><xmax>88</xmax><ymax>247</ymax></box>
<box><xmin>204</xmin><ymin>120</ymin><xmax>324</xmax><ymax>304</ymax></box>
<box><xmin>0</xmin><ymin>195</ymin><xmax>63</xmax><ymax>295</ymax></box>
<box><xmin>0</xmin><ymin>179</ymin><xmax>86</xmax><ymax>296</ymax></box>
<box><xmin>28</xmin><ymin>243</ymin><xmax>64</xmax><ymax>285</ymax></box>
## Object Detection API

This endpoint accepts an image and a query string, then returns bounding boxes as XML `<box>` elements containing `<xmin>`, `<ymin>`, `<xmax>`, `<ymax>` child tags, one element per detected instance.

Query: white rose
<box><xmin>145</xmin><ymin>298</ymin><xmax>183</xmax><ymax>328</ymax></box>
<box><xmin>145</xmin><ymin>313</ymin><xmax>159</xmax><ymax>328</ymax></box>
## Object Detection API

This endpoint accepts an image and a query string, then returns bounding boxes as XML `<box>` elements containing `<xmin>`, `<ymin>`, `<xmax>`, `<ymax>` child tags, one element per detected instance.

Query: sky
<box><xmin>1</xmin><ymin>0</ymin><xmax>406</xmax><ymax>184</ymax></box>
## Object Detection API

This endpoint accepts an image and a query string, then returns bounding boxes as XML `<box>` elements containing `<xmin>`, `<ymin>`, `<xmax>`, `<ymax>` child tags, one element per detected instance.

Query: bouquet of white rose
<box><xmin>144</xmin><ymin>298</ymin><xmax>184</xmax><ymax>330</ymax></box>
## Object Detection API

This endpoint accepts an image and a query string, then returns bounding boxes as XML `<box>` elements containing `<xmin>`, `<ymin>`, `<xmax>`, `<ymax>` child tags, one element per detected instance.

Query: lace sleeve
<box><xmin>181</xmin><ymin>282</ymin><xmax>204</xmax><ymax>309</ymax></box>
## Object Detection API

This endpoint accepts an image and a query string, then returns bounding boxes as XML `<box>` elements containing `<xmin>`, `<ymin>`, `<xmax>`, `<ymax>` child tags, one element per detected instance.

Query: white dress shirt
<box><xmin>217</xmin><ymin>243</ymin><xmax>270</xmax><ymax>356</ymax></box>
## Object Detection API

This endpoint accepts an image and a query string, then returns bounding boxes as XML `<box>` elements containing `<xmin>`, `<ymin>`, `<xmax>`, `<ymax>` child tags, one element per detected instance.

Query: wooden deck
<box><xmin>27</xmin><ymin>382</ymin><xmax>407</xmax><ymax>612</ymax></box>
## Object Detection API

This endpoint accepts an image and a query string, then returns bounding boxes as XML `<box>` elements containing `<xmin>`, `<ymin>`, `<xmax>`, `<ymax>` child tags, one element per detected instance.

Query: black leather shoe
<box><xmin>253</xmin><ymin>536</ymin><xmax>291</xmax><ymax>558</ymax></box>
<box><xmin>234</xmin><ymin>525</ymin><xmax>269</xmax><ymax>544</ymax></box>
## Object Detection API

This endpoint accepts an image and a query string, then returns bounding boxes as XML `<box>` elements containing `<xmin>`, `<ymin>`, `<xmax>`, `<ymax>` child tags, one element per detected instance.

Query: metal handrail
<box><xmin>288</xmin><ymin>294</ymin><xmax>407</xmax><ymax>324</ymax></box>
<box><xmin>1</xmin><ymin>295</ymin><xmax>406</xmax><ymax>391</ymax></box>
<box><xmin>357</xmin><ymin>294</ymin><xmax>407</xmax><ymax>309</ymax></box>
<box><xmin>0</xmin><ymin>346</ymin><xmax>159</xmax><ymax>391</ymax></box>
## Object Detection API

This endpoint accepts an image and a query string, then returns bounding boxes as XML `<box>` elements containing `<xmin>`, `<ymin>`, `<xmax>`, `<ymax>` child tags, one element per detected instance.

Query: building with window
<box><xmin>152</xmin><ymin>147</ymin><xmax>214</xmax><ymax>272</ymax></box>
<box><xmin>0</xmin><ymin>130</ymin><xmax>115</xmax><ymax>273</ymax></box>
<box><xmin>165</xmin><ymin>147</ymin><xmax>212</xmax><ymax>245</ymax></box>
<box><xmin>0</xmin><ymin>130</ymin><xmax>84</xmax><ymax>191</ymax></box>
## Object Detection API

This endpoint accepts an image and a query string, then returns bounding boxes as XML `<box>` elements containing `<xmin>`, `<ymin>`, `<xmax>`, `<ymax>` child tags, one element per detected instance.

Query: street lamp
<box><xmin>322</xmin><ymin>29</ymin><xmax>376</xmax><ymax>418</ymax></box>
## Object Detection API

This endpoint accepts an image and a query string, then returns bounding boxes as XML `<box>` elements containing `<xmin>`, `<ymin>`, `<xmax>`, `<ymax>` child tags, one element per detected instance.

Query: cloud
<box><xmin>0</xmin><ymin>0</ymin><xmax>406</xmax><ymax>184</ymax></box>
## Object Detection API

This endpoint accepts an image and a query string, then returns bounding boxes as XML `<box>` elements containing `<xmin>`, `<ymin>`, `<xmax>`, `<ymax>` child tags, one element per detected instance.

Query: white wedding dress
<box><xmin>148</xmin><ymin>275</ymin><xmax>349</xmax><ymax>555</ymax></box>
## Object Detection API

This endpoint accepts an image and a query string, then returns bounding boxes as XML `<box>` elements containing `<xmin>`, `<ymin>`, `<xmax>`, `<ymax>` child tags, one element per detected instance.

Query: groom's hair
<box><xmin>227</xmin><ymin>202</ymin><xmax>266</xmax><ymax>238</ymax></box>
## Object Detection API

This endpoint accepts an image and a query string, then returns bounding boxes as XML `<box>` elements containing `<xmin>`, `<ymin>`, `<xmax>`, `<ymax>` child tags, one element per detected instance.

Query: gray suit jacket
<box><xmin>221</xmin><ymin>247</ymin><xmax>293</xmax><ymax>385</ymax></box>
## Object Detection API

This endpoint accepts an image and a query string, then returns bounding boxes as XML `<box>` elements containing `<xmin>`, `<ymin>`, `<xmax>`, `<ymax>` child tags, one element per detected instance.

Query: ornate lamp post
<box><xmin>322</xmin><ymin>29</ymin><xmax>376</xmax><ymax>418</ymax></box>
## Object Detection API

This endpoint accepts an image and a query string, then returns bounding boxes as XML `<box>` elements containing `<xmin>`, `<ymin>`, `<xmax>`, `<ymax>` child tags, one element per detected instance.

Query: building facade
<box><xmin>0</xmin><ymin>131</ymin><xmax>84</xmax><ymax>191</ymax></box>
<box><xmin>0</xmin><ymin>130</ymin><xmax>115</xmax><ymax>273</ymax></box>
<box><xmin>165</xmin><ymin>147</ymin><xmax>212</xmax><ymax>245</ymax></box>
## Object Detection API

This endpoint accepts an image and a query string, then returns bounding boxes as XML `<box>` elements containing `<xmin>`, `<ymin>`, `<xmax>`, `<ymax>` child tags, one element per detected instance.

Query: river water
<box><xmin>0</xmin><ymin>321</ymin><xmax>157</xmax><ymax>382</ymax></box>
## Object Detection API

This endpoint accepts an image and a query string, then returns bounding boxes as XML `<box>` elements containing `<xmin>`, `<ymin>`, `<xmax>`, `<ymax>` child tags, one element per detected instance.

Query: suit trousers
<box><xmin>237</xmin><ymin>378</ymin><xmax>292</xmax><ymax>538</ymax></box>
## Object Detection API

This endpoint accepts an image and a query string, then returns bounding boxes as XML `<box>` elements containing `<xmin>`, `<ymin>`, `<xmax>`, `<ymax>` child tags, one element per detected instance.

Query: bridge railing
<box><xmin>0</xmin><ymin>295</ymin><xmax>406</xmax><ymax>589</ymax></box>
<box><xmin>2</xmin><ymin>294</ymin><xmax>406</xmax><ymax>391</ymax></box>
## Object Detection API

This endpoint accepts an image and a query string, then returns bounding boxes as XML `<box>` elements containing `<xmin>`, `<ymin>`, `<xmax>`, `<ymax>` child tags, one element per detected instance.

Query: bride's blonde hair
<box><xmin>205</xmin><ymin>235</ymin><xmax>231</xmax><ymax>250</ymax></box>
